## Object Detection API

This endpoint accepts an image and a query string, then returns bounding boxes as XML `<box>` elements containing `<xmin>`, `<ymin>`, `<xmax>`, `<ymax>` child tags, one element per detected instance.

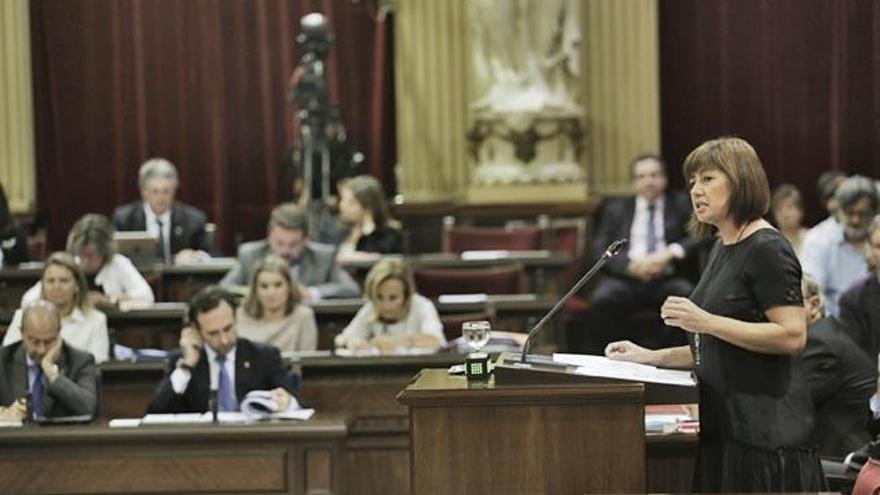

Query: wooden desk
<box><xmin>99</xmin><ymin>356</ymin><xmax>698</xmax><ymax>494</ymax></box>
<box><xmin>0</xmin><ymin>264</ymin><xmax>41</xmax><ymax>314</ymax></box>
<box><xmin>105</xmin><ymin>295</ymin><xmax>556</xmax><ymax>350</ymax></box>
<box><xmin>398</xmin><ymin>369</ymin><xmax>647</xmax><ymax>494</ymax></box>
<box><xmin>100</xmin><ymin>354</ymin><xmax>461</xmax><ymax>495</ymax></box>
<box><xmin>158</xmin><ymin>258</ymin><xmax>236</xmax><ymax>301</ymax></box>
<box><xmin>0</xmin><ymin>418</ymin><xmax>347</xmax><ymax>494</ymax></box>
<box><xmin>0</xmin><ymin>252</ymin><xmax>570</xmax><ymax>313</ymax></box>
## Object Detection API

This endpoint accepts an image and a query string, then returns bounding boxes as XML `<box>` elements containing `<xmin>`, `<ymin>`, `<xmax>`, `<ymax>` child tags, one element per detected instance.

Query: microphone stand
<box><xmin>518</xmin><ymin>238</ymin><xmax>628</xmax><ymax>364</ymax></box>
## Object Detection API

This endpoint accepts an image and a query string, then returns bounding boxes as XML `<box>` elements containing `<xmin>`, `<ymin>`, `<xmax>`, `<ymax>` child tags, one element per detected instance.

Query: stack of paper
<box><xmin>552</xmin><ymin>353</ymin><xmax>696</xmax><ymax>387</ymax></box>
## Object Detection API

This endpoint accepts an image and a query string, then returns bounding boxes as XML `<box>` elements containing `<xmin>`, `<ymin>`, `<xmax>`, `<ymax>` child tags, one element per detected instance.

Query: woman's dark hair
<box><xmin>682</xmin><ymin>137</ymin><xmax>771</xmax><ymax>239</ymax></box>
<box><xmin>345</xmin><ymin>175</ymin><xmax>393</xmax><ymax>228</ymax></box>
<box><xmin>769</xmin><ymin>184</ymin><xmax>803</xmax><ymax>226</ymax></box>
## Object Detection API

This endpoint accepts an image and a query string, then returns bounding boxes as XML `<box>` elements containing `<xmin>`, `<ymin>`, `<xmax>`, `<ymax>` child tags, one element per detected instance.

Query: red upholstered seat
<box><xmin>414</xmin><ymin>265</ymin><xmax>524</xmax><ymax>300</ymax></box>
<box><xmin>443</xmin><ymin>226</ymin><xmax>542</xmax><ymax>253</ymax></box>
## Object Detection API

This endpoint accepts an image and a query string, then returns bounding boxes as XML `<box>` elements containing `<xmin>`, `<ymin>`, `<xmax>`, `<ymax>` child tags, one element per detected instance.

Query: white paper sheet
<box><xmin>552</xmin><ymin>353</ymin><xmax>696</xmax><ymax>387</ymax></box>
<box><xmin>108</xmin><ymin>418</ymin><xmax>142</xmax><ymax>428</ymax></box>
<box><xmin>437</xmin><ymin>293</ymin><xmax>488</xmax><ymax>303</ymax></box>
<box><xmin>461</xmin><ymin>250</ymin><xmax>509</xmax><ymax>260</ymax></box>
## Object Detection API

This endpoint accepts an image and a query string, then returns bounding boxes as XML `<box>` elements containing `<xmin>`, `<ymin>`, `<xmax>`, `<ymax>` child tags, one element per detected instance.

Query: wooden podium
<box><xmin>397</xmin><ymin>366</ymin><xmax>648</xmax><ymax>494</ymax></box>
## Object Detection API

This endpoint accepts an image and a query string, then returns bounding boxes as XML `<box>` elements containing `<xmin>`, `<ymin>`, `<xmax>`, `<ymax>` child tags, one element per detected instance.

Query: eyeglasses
<box><xmin>841</xmin><ymin>208</ymin><xmax>875</xmax><ymax>220</ymax></box>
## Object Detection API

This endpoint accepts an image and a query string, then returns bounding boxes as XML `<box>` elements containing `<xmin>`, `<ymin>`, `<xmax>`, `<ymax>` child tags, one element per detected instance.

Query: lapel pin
<box><xmin>244</xmin><ymin>361</ymin><xmax>251</xmax><ymax>369</ymax></box>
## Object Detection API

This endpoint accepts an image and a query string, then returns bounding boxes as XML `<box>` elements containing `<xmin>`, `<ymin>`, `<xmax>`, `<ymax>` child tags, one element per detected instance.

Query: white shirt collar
<box><xmin>636</xmin><ymin>194</ymin><xmax>665</xmax><ymax>212</ymax></box>
<box><xmin>64</xmin><ymin>306</ymin><xmax>87</xmax><ymax>324</ymax></box>
<box><xmin>143</xmin><ymin>203</ymin><xmax>171</xmax><ymax>226</ymax></box>
<box><xmin>204</xmin><ymin>344</ymin><xmax>237</xmax><ymax>364</ymax></box>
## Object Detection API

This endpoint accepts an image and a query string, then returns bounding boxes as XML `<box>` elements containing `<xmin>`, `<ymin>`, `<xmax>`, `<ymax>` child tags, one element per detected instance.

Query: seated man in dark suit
<box><xmin>220</xmin><ymin>202</ymin><xmax>359</xmax><ymax>301</ymax></box>
<box><xmin>146</xmin><ymin>286</ymin><xmax>299</xmax><ymax>414</ymax></box>
<box><xmin>839</xmin><ymin>216</ymin><xmax>880</xmax><ymax>360</ymax></box>
<box><xmin>800</xmin><ymin>273</ymin><xmax>875</xmax><ymax>459</ymax></box>
<box><xmin>113</xmin><ymin>157</ymin><xmax>212</xmax><ymax>264</ymax></box>
<box><xmin>584</xmin><ymin>154</ymin><xmax>697</xmax><ymax>353</ymax></box>
<box><xmin>0</xmin><ymin>300</ymin><xmax>97</xmax><ymax>420</ymax></box>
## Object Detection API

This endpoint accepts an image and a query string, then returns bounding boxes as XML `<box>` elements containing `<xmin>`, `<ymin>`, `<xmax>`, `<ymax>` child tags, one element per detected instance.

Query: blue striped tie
<box><xmin>646</xmin><ymin>202</ymin><xmax>657</xmax><ymax>253</ymax></box>
<box><xmin>31</xmin><ymin>365</ymin><xmax>44</xmax><ymax>419</ymax></box>
<box><xmin>216</xmin><ymin>354</ymin><xmax>236</xmax><ymax>412</ymax></box>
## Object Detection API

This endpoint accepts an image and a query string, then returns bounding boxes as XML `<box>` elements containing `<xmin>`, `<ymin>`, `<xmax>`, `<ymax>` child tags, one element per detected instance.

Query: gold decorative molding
<box><xmin>394</xmin><ymin>0</ymin><xmax>470</xmax><ymax>203</ymax></box>
<box><xmin>0</xmin><ymin>0</ymin><xmax>37</xmax><ymax>213</ymax></box>
<box><xmin>582</xmin><ymin>0</ymin><xmax>660</xmax><ymax>195</ymax></box>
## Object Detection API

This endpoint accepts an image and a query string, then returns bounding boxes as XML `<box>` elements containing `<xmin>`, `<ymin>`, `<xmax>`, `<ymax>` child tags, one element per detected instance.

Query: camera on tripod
<box><xmin>284</xmin><ymin>13</ymin><xmax>362</xmax><ymax>241</ymax></box>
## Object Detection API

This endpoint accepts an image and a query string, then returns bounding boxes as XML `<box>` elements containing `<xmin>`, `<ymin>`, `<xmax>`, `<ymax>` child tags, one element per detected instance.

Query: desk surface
<box><xmin>95</xmin><ymin>357</ymin><xmax>696</xmax><ymax>494</ymax></box>
<box><xmin>0</xmin><ymin>416</ymin><xmax>348</xmax><ymax>495</ymax></box>
<box><xmin>0</xmin><ymin>415</ymin><xmax>348</xmax><ymax>445</ymax></box>
<box><xmin>0</xmin><ymin>251</ymin><xmax>570</xmax><ymax>276</ymax></box>
<box><xmin>102</xmin><ymin>293</ymin><xmax>555</xmax><ymax>318</ymax></box>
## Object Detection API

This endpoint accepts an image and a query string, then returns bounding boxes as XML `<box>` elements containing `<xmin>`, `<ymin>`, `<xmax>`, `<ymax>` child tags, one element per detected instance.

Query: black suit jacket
<box><xmin>801</xmin><ymin>316</ymin><xmax>875</xmax><ymax>458</ymax></box>
<box><xmin>0</xmin><ymin>342</ymin><xmax>97</xmax><ymax>418</ymax></box>
<box><xmin>0</xmin><ymin>224</ymin><xmax>30</xmax><ymax>265</ymax></box>
<box><xmin>145</xmin><ymin>338</ymin><xmax>298</xmax><ymax>414</ymax></box>
<box><xmin>839</xmin><ymin>274</ymin><xmax>880</xmax><ymax>360</ymax></box>
<box><xmin>592</xmin><ymin>191</ymin><xmax>696</xmax><ymax>278</ymax></box>
<box><xmin>112</xmin><ymin>200</ymin><xmax>211</xmax><ymax>254</ymax></box>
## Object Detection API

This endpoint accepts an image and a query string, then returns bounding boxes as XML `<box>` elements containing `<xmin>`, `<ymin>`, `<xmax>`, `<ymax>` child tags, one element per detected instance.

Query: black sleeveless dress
<box><xmin>688</xmin><ymin>229</ymin><xmax>824</xmax><ymax>492</ymax></box>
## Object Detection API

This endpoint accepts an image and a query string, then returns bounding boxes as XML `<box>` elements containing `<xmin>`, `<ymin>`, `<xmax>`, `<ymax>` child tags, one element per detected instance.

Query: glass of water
<box><xmin>462</xmin><ymin>320</ymin><xmax>491</xmax><ymax>352</ymax></box>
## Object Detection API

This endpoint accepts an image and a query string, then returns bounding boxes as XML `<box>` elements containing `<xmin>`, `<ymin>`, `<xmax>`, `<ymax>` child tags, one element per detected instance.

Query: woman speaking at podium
<box><xmin>606</xmin><ymin>137</ymin><xmax>824</xmax><ymax>492</ymax></box>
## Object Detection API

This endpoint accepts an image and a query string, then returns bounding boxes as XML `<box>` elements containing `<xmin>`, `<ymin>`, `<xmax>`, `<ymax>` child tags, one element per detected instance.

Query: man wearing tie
<box><xmin>146</xmin><ymin>286</ymin><xmax>299</xmax><ymax>414</ymax></box>
<box><xmin>113</xmin><ymin>157</ymin><xmax>212</xmax><ymax>264</ymax></box>
<box><xmin>220</xmin><ymin>202</ymin><xmax>359</xmax><ymax>301</ymax></box>
<box><xmin>585</xmin><ymin>154</ymin><xmax>697</xmax><ymax>353</ymax></box>
<box><xmin>0</xmin><ymin>300</ymin><xmax>97</xmax><ymax>420</ymax></box>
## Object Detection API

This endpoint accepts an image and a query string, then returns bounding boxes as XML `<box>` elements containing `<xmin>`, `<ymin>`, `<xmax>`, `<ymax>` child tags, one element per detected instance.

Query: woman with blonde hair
<box><xmin>4</xmin><ymin>252</ymin><xmax>110</xmax><ymax>363</ymax></box>
<box><xmin>21</xmin><ymin>213</ymin><xmax>154</xmax><ymax>308</ymax></box>
<box><xmin>337</xmin><ymin>258</ymin><xmax>444</xmax><ymax>353</ymax></box>
<box><xmin>606</xmin><ymin>137</ymin><xmax>823</xmax><ymax>491</ymax></box>
<box><xmin>236</xmin><ymin>255</ymin><xmax>317</xmax><ymax>352</ymax></box>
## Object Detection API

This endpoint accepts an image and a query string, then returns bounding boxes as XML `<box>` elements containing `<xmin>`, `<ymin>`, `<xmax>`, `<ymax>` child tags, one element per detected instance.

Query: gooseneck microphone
<box><xmin>519</xmin><ymin>238</ymin><xmax>628</xmax><ymax>363</ymax></box>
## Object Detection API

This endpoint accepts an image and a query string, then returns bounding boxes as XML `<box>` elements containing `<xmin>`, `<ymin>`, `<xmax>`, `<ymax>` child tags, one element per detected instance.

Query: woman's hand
<box><xmin>371</xmin><ymin>335</ymin><xmax>405</xmax><ymax>354</ymax></box>
<box><xmin>88</xmin><ymin>291</ymin><xmax>115</xmax><ymax>308</ymax></box>
<box><xmin>604</xmin><ymin>340</ymin><xmax>659</xmax><ymax>365</ymax></box>
<box><xmin>661</xmin><ymin>296</ymin><xmax>715</xmax><ymax>334</ymax></box>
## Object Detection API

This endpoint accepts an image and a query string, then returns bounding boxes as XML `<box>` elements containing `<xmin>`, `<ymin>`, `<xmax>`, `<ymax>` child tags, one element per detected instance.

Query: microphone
<box><xmin>519</xmin><ymin>238</ymin><xmax>628</xmax><ymax>363</ymax></box>
<box><xmin>209</xmin><ymin>388</ymin><xmax>219</xmax><ymax>423</ymax></box>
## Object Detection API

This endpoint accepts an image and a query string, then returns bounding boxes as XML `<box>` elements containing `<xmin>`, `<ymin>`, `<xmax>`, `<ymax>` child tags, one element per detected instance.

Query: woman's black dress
<box><xmin>688</xmin><ymin>228</ymin><xmax>824</xmax><ymax>492</ymax></box>
<box><xmin>356</xmin><ymin>225</ymin><xmax>403</xmax><ymax>254</ymax></box>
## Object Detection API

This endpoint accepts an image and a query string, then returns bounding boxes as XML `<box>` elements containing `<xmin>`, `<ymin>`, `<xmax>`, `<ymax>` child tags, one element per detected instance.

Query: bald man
<box><xmin>0</xmin><ymin>300</ymin><xmax>97</xmax><ymax>420</ymax></box>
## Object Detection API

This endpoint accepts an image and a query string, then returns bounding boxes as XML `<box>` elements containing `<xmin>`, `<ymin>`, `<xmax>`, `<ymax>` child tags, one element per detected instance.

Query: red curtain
<box><xmin>659</xmin><ymin>0</ymin><xmax>880</xmax><ymax>225</ymax></box>
<box><xmin>30</xmin><ymin>0</ymin><xmax>395</xmax><ymax>253</ymax></box>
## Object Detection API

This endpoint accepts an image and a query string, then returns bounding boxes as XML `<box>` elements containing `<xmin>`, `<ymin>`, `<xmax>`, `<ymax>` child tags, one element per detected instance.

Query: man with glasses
<box><xmin>220</xmin><ymin>202</ymin><xmax>359</xmax><ymax>301</ymax></box>
<box><xmin>838</xmin><ymin>217</ymin><xmax>880</xmax><ymax>360</ymax></box>
<box><xmin>803</xmin><ymin>175</ymin><xmax>879</xmax><ymax>317</ymax></box>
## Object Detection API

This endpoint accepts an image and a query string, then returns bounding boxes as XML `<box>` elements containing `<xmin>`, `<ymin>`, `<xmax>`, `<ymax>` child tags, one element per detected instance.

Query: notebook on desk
<box><xmin>114</xmin><ymin>231</ymin><xmax>160</xmax><ymax>266</ymax></box>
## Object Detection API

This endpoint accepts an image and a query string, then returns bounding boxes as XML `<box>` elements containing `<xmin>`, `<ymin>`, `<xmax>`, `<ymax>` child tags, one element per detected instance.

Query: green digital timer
<box><xmin>465</xmin><ymin>352</ymin><xmax>490</xmax><ymax>380</ymax></box>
